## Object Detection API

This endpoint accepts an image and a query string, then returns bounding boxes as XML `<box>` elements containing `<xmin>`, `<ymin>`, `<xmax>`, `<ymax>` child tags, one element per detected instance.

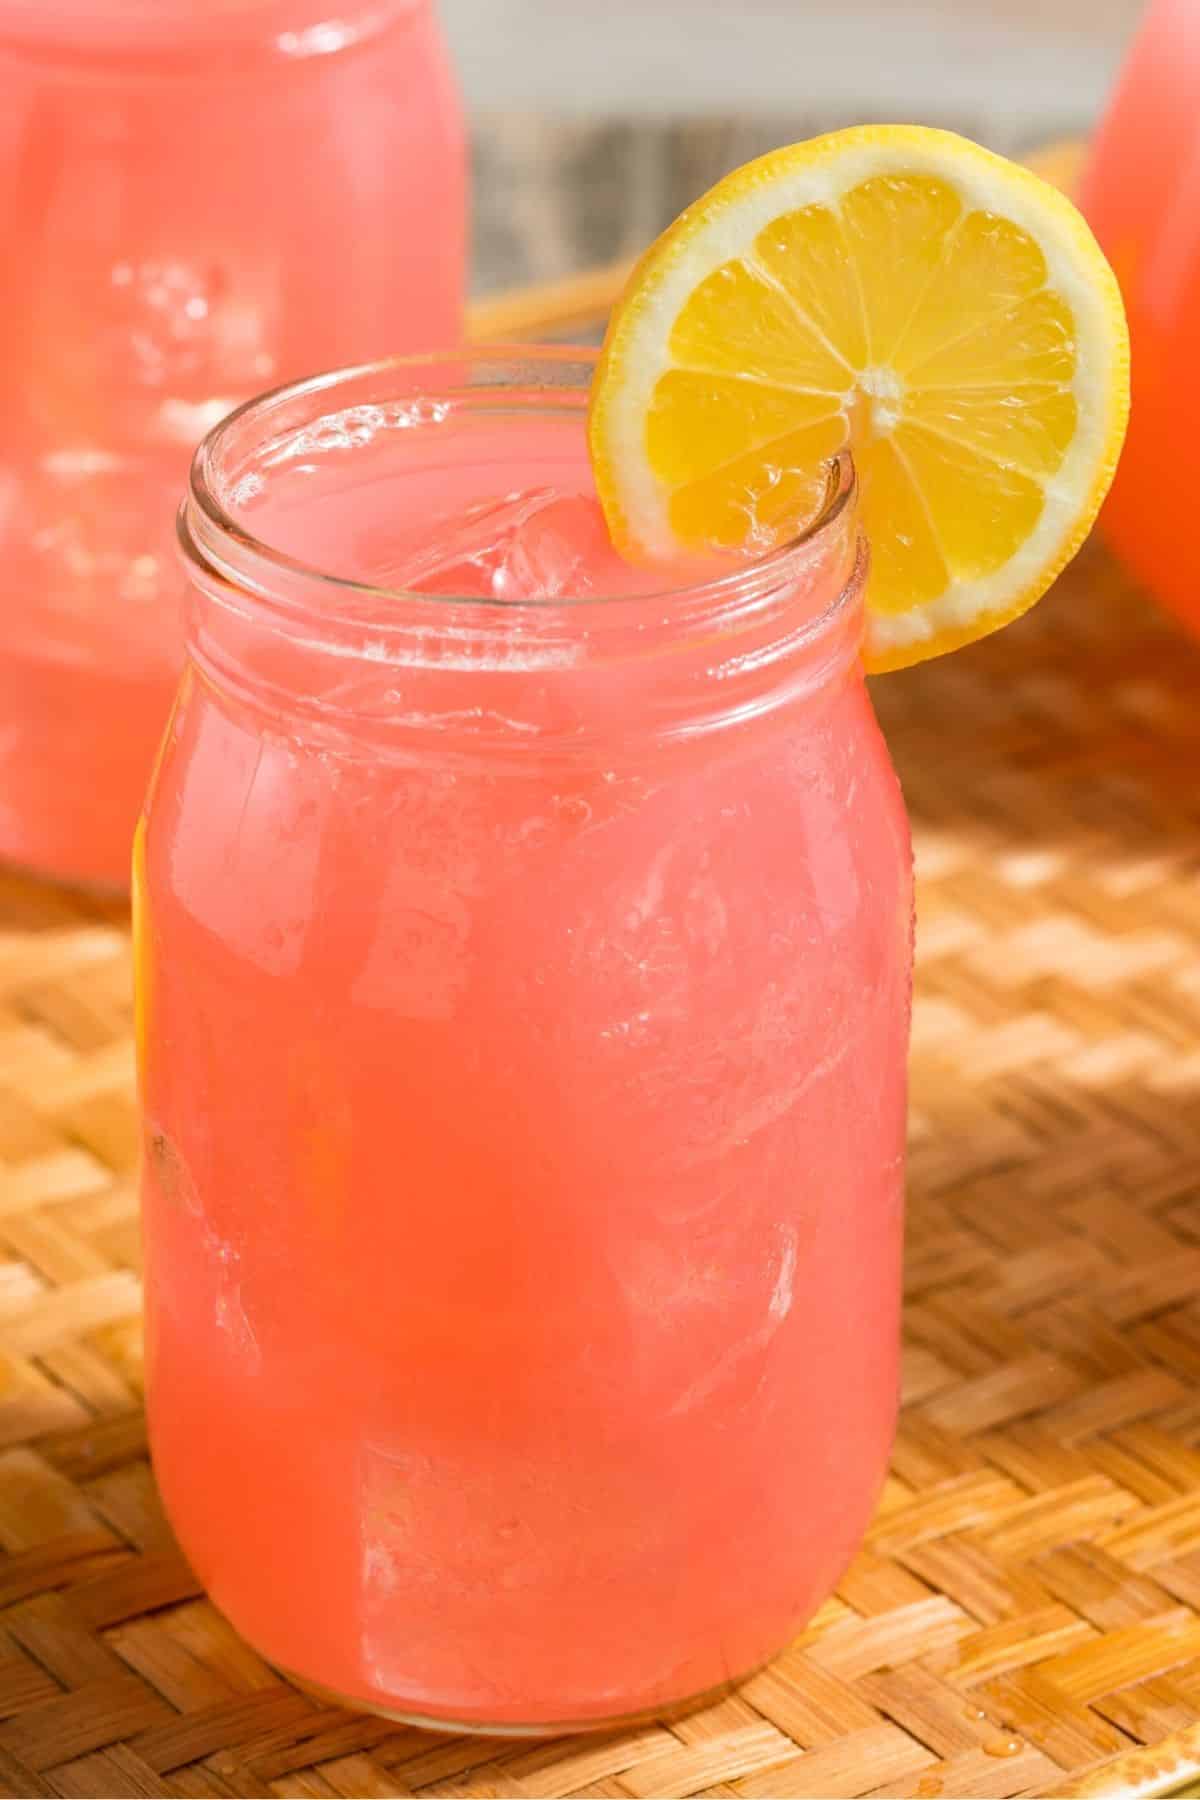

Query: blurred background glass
<box><xmin>0</xmin><ymin>0</ymin><xmax>465</xmax><ymax>892</ymax></box>
<box><xmin>1080</xmin><ymin>0</ymin><xmax>1200</xmax><ymax>632</ymax></box>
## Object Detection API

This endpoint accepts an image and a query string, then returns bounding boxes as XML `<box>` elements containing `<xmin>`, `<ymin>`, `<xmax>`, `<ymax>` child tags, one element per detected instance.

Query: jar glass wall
<box><xmin>139</xmin><ymin>350</ymin><xmax>912</xmax><ymax>1732</ymax></box>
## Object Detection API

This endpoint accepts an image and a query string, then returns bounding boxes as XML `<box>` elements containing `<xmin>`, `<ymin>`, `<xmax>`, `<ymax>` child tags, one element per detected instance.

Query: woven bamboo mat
<box><xmin>6</xmin><ymin>274</ymin><xmax>1200</xmax><ymax>1797</ymax></box>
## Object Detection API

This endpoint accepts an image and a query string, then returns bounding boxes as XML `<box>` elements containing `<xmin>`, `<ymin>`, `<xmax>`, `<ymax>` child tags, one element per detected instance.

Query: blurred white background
<box><xmin>442</xmin><ymin>0</ymin><xmax>1143</xmax><ymax>144</ymax></box>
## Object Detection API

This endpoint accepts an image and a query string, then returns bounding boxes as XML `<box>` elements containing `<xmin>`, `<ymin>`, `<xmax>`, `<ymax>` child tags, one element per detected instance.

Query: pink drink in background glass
<box><xmin>0</xmin><ymin>0</ymin><xmax>464</xmax><ymax>888</ymax></box>
<box><xmin>1080</xmin><ymin>0</ymin><xmax>1200</xmax><ymax>628</ymax></box>
<box><xmin>139</xmin><ymin>352</ymin><xmax>912</xmax><ymax>1731</ymax></box>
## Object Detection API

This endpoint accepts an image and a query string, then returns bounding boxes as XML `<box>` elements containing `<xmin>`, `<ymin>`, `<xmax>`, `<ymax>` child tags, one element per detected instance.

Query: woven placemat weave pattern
<box><xmin>3</xmin><ymin>540</ymin><xmax>1200</xmax><ymax>1798</ymax></box>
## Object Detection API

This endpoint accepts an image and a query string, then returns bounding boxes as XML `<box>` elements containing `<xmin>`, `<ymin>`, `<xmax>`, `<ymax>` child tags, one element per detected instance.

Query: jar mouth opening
<box><xmin>181</xmin><ymin>346</ymin><xmax>860</xmax><ymax>635</ymax></box>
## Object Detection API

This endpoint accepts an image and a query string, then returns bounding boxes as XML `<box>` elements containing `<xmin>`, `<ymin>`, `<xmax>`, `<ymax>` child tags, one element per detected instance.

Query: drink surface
<box><xmin>1080</xmin><ymin>0</ymin><xmax>1200</xmax><ymax>628</ymax></box>
<box><xmin>141</xmin><ymin>395</ymin><xmax>913</xmax><ymax>1727</ymax></box>
<box><xmin>0</xmin><ymin>0</ymin><xmax>464</xmax><ymax>887</ymax></box>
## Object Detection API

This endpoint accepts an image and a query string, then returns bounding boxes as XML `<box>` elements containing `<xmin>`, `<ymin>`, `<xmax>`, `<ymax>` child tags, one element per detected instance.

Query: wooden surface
<box><xmin>6</xmin><ymin>267</ymin><xmax>1200</xmax><ymax>1795</ymax></box>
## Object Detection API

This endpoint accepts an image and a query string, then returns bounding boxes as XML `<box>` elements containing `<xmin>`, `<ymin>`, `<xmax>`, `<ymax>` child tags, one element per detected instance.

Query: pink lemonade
<box><xmin>0</xmin><ymin>0</ymin><xmax>464</xmax><ymax>889</ymax></box>
<box><xmin>139</xmin><ymin>352</ymin><xmax>912</xmax><ymax>1730</ymax></box>
<box><xmin>1080</xmin><ymin>0</ymin><xmax>1200</xmax><ymax>629</ymax></box>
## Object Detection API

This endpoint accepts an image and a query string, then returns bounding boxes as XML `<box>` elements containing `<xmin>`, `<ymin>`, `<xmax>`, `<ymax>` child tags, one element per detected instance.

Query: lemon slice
<box><xmin>588</xmin><ymin>125</ymin><xmax>1129</xmax><ymax>671</ymax></box>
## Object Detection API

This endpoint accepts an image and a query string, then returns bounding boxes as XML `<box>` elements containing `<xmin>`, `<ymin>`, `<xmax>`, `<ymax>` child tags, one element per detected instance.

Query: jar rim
<box><xmin>180</xmin><ymin>345</ymin><xmax>861</xmax><ymax>635</ymax></box>
<box><xmin>0</xmin><ymin>0</ymin><xmax>421</xmax><ymax>57</ymax></box>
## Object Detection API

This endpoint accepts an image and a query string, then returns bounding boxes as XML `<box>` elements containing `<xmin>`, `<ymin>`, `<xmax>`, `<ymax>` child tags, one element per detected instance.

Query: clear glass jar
<box><xmin>0</xmin><ymin>0</ymin><xmax>464</xmax><ymax>889</ymax></box>
<box><xmin>1080</xmin><ymin>0</ymin><xmax>1200</xmax><ymax>632</ymax></box>
<box><xmin>139</xmin><ymin>350</ymin><xmax>913</xmax><ymax>1732</ymax></box>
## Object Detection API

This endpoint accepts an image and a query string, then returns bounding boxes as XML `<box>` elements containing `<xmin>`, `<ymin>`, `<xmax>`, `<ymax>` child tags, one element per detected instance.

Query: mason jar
<box><xmin>1080</xmin><ymin>0</ymin><xmax>1200</xmax><ymax>632</ymax></box>
<box><xmin>0</xmin><ymin>0</ymin><xmax>464</xmax><ymax>888</ymax></box>
<box><xmin>138</xmin><ymin>349</ymin><xmax>912</xmax><ymax>1732</ymax></box>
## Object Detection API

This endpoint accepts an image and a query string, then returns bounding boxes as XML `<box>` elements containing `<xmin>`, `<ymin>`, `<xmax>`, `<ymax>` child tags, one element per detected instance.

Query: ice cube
<box><xmin>489</xmin><ymin>494</ymin><xmax>634</xmax><ymax>600</ymax></box>
<box><xmin>379</xmin><ymin>488</ymin><xmax>653</xmax><ymax>602</ymax></box>
<box><xmin>487</xmin><ymin>493</ymin><xmax>744</xmax><ymax>601</ymax></box>
<box><xmin>378</xmin><ymin>488</ymin><xmax>562</xmax><ymax>598</ymax></box>
<box><xmin>377</xmin><ymin>487</ymin><xmax>737</xmax><ymax>604</ymax></box>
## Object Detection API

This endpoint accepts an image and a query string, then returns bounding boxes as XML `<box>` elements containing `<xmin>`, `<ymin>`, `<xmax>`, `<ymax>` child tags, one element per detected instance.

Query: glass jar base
<box><xmin>256</xmin><ymin>1644</ymin><xmax>774</xmax><ymax>1740</ymax></box>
